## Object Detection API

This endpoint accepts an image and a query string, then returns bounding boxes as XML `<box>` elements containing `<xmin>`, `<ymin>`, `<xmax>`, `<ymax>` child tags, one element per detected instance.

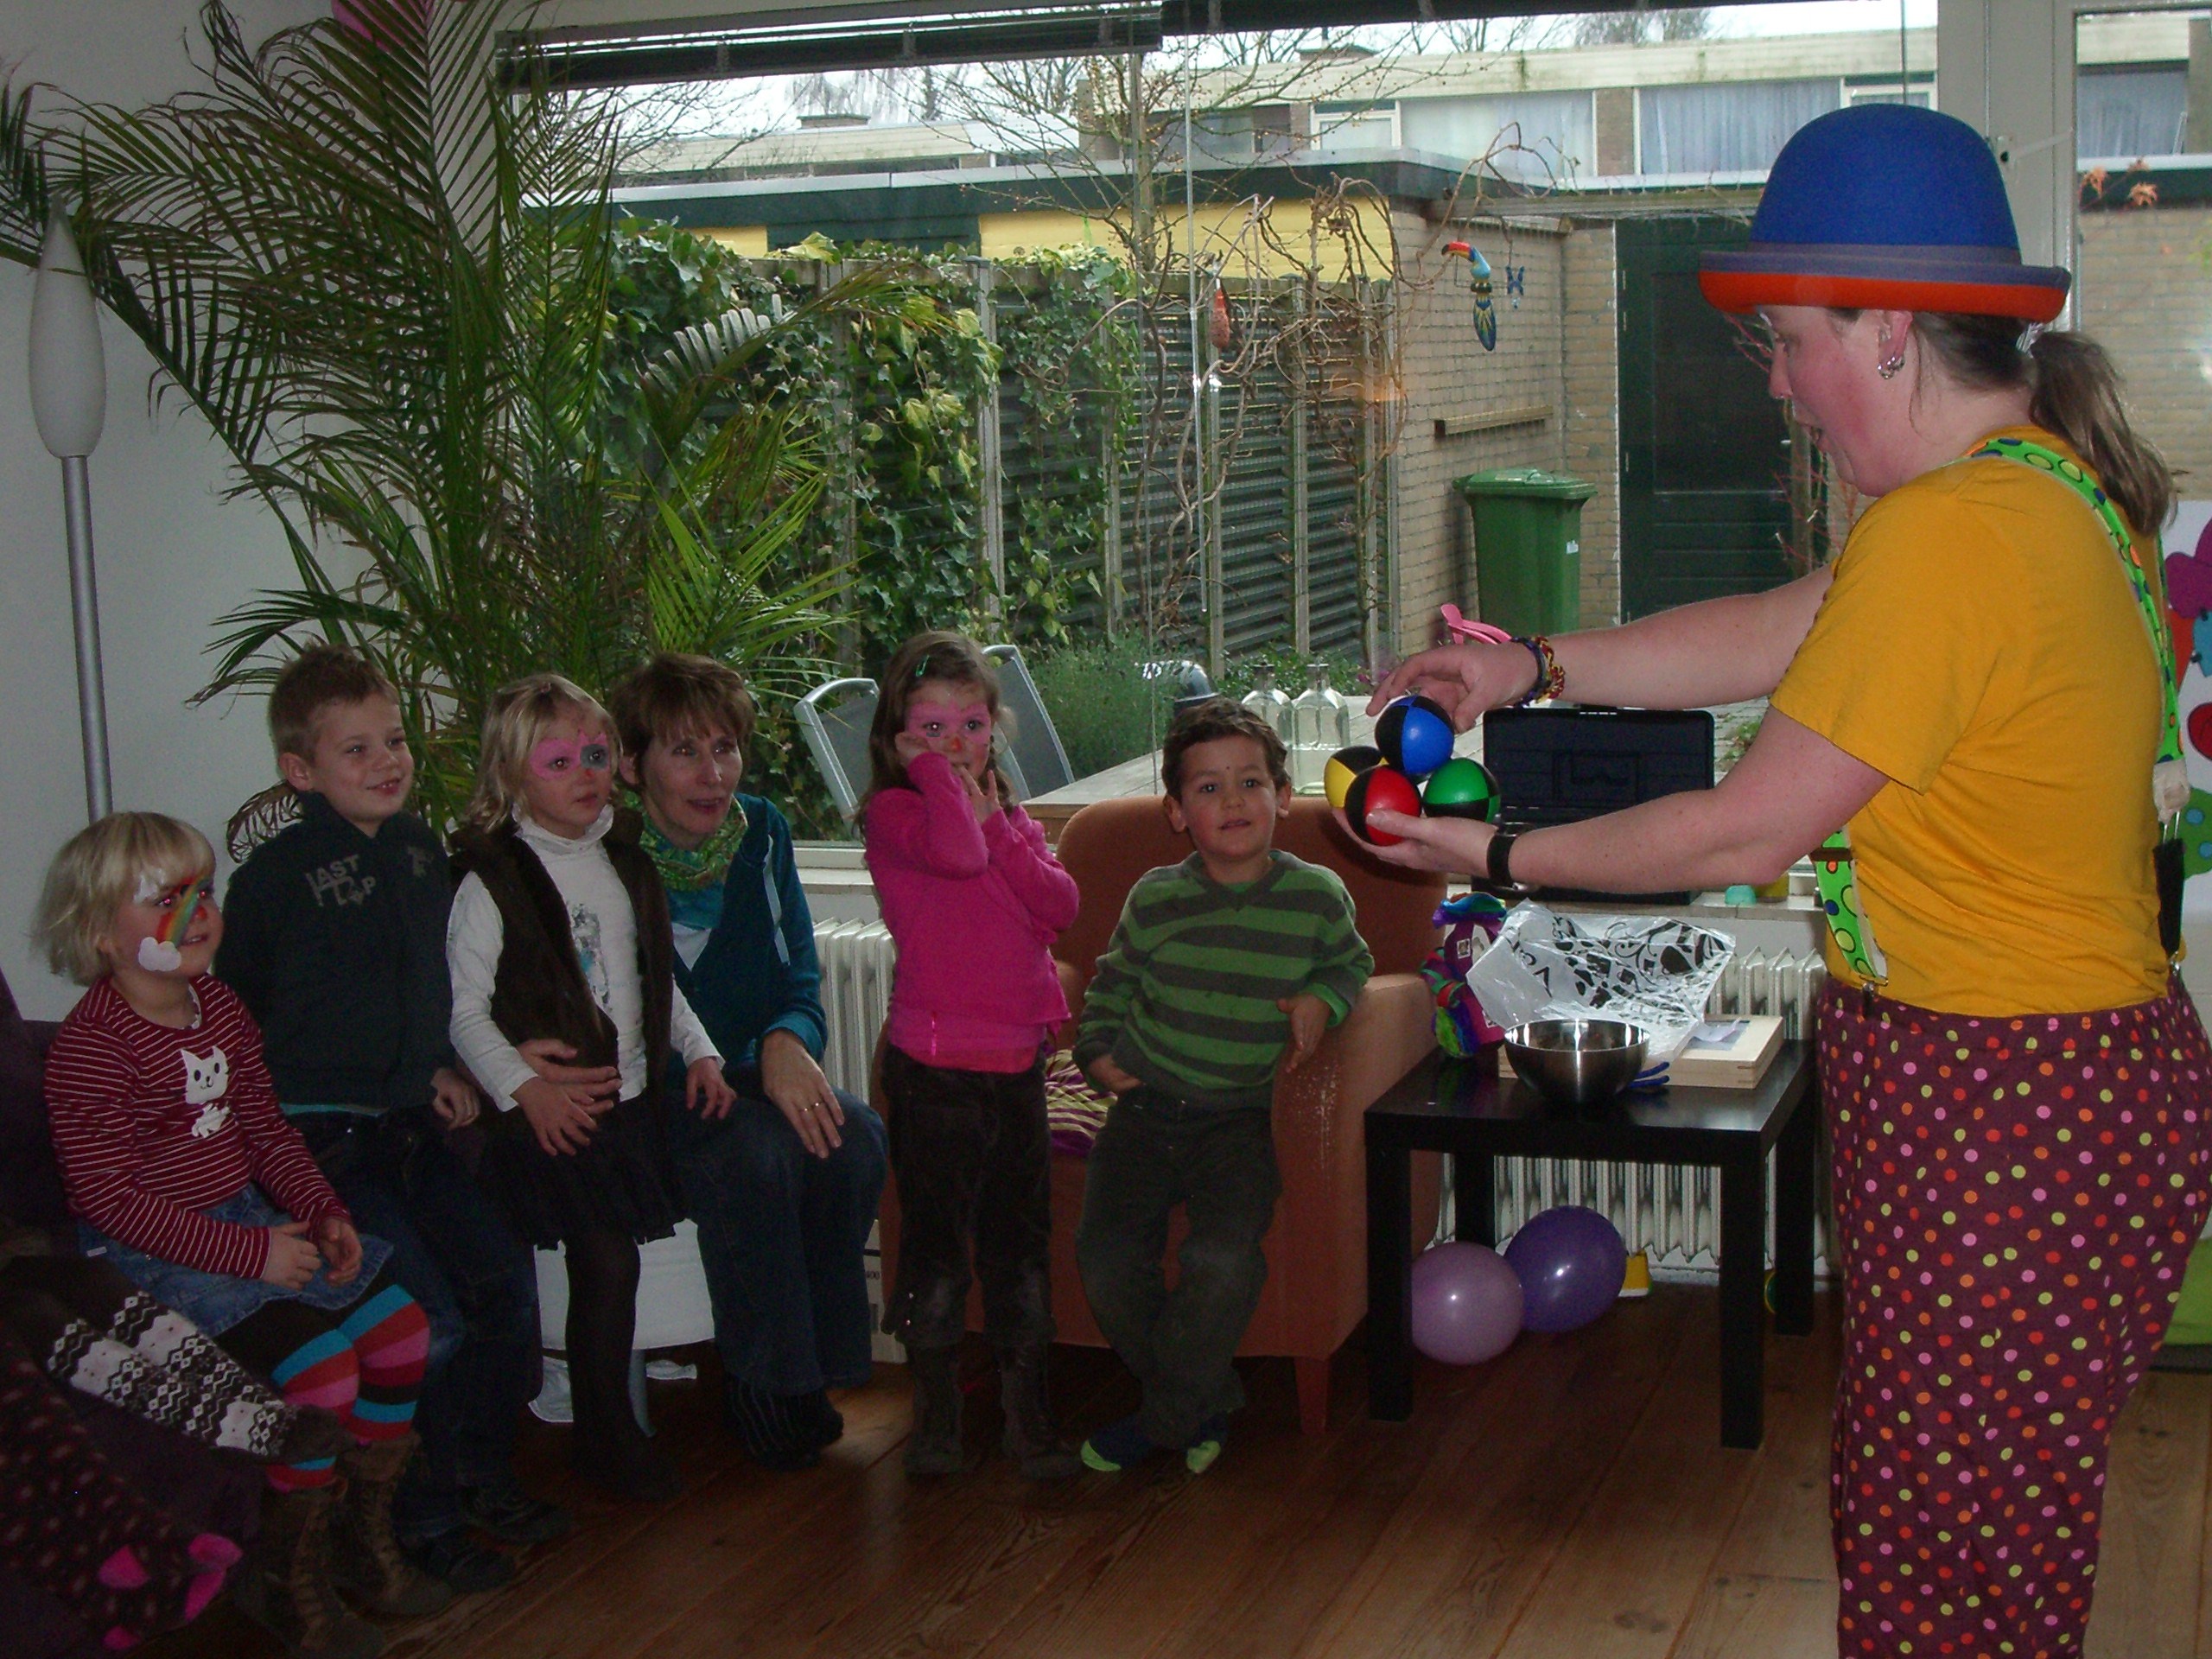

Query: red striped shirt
<box><xmin>44</xmin><ymin>976</ymin><xmax>348</xmax><ymax>1281</ymax></box>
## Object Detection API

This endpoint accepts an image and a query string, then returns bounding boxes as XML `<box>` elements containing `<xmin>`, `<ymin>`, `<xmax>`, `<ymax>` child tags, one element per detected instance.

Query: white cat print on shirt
<box><xmin>180</xmin><ymin>1046</ymin><xmax>232</xmax><ymax>1139</ymax></box>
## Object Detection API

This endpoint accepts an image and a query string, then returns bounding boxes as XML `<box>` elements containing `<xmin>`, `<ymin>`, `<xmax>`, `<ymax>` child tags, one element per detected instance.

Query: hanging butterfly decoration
<box><xmin>1503</xmin><ymin>264</ymin><xmax>1526</xmax><ymax>308</ymax></box>
<box><xmin>1210</xmin><ymin>285</ymin><xmax>1233</xmax><ymax>353</ymax></box>
<box><xmin>1444</xmin><ymin>240</ymin><xmax>1497</xmax><ymax>351</ymax></box>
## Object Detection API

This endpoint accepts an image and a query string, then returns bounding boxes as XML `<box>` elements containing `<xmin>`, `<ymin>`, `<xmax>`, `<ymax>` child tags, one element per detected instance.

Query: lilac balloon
<box><xmin>1409</xmin><ymin>1242</ymin><xmax>1524</xmax><ymax>1365</ymax></box>
<box><xmin>1504</xmin><ymin>1205</ymin><xmax>1628</xmax><ymax>1333</ymax></box>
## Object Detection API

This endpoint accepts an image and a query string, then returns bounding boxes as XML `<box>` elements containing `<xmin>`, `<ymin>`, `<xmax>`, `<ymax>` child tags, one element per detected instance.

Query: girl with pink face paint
<box><xmin>446</xmin><ymin>674</ymin><xmax>732</xmax><ymax>1503</ymax></box>
<box><xmin>861</xmin><ymin>632</ymin><xmax>1084</xmax><ymax>1481</ymax></box>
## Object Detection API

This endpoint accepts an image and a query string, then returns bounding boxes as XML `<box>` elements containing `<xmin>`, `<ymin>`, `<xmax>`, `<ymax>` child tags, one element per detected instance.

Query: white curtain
<box><xmin>2076</xmin><ymin>67</ymin><xmax>2190</xmax><ymax>162</ymax></box>
<box><xmin>1637</xmin><ymin>78</ymin><xmax>1840</xmax><ymax>175</ymax></box>
<box><xmin>1400</xmin><ymin>91</ymin><xmax>1596</xmax><ymax>182</ymax></box>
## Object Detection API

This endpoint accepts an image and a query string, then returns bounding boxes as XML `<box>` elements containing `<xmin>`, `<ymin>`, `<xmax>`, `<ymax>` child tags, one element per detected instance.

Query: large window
<box><xmin>1637</xmin><ymin>78</ymin><xmax>1840</xmax><ymax>175</ymax></box>
<box><xmin>1399</xmin><ymin>91</ymin><xmax>1596</xmax><ymax>182</ymax></box>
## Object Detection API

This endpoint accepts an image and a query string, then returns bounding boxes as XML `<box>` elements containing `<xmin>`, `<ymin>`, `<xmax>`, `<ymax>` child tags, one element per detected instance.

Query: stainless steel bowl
<box><xmin>1503</xmin><ymin>1018</ymin><xmax>1649</xmax><ymax>1108</ymax></box>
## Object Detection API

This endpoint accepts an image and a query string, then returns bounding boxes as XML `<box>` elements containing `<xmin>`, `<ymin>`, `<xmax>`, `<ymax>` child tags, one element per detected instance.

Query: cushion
<box><xmin>1044</xmin><ymin>1051</ymin><xmax>1111</xmax><ymax>1158</ymax></box>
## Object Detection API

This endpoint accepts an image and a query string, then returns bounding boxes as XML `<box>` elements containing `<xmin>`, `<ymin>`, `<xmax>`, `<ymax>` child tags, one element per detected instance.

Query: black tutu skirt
<box><xmin>478</xmin><ymin>1094</ymin><xmax>683</xmax><ymax>1249</ymax></box>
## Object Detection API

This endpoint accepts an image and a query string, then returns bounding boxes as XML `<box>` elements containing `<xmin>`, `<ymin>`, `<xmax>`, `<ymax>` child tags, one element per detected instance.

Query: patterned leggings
<box><xmin>1820</xmin><ymin>980</ymin><xmax>2212</xmax><ymax>1657</ymax></box>
<box><xmin>220</xmin><ymin>1268</ymin><xmax>429</xmax><ymax>1491</ymax></box>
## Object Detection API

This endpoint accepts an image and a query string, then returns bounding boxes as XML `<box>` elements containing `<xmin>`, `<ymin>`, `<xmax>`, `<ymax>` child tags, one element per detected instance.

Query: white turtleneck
<box><xmin>447</xmin><ymin>808</ymin><xmax>720</xmax><ymax>1112</ymax></box>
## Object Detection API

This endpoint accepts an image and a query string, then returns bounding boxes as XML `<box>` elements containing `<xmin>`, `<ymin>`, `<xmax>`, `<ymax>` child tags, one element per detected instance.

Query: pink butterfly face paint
<box><xmin>528</xmin><ymin>732</ymin><xmax>613</xmax><ymax>779</ymax></box>
<box><xmin>133</xmin><ymin>874</ymin><xmax>210</xmax><ymax>973</ymax></box>
<box><xmin>905</xmin><ymin>701</ymin><xmax>991</xmax><ymax>756</ymax></box>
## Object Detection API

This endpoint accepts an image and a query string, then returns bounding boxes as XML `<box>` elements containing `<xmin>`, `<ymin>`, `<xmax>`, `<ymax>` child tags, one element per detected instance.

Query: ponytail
<box><xmin>2024</xmin><ymin>330</ymin><xmax>2173</xmax><ymax>542</ymax></box>
<box><xmin>1911</xmin><ymin>312</ymin><xmax>2174</xmax><ymax>540</ymax></box>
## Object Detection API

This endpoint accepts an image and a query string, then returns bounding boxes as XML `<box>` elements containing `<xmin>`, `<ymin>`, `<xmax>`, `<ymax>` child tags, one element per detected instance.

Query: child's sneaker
<box><xmin>458</xmin><ymin>1477</ymin><xmax>572</xmax><ymax>1547</ymax></box>
<box><xmin>1079</xmin><ymin>1413</ymin><xmax>1160</xmax><ymax>1473</ymax></box>
<box><xmin>1184</xmin><ymin>1414</ymin><xmax>1230</xmax><ymax>1475</ymax></box>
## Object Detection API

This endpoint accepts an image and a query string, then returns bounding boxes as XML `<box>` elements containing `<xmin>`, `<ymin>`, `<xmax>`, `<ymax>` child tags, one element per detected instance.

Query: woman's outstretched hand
<box><xmin>1335</xmin><ymin>807</ymin><xmax>1496</xmax><ymax>877</ymax></box>
<box><xmin>1366</xmin><ymin>640</ymin><xmax>1537</xmax><ymax>730</ymax></box>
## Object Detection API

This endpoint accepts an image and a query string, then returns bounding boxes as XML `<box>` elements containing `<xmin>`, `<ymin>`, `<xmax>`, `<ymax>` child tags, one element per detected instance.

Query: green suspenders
<box><xmin>1811</xmin><ymin>436</ymin><xmax>2184</xmax><ymax>988</ymax></box>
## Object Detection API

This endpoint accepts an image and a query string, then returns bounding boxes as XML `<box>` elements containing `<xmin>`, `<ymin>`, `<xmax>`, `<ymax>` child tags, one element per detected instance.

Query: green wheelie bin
<box><xmin>1452</xmin><ymin>467</ymin><xmax>1597</xmax><ymax>638</ymax></box>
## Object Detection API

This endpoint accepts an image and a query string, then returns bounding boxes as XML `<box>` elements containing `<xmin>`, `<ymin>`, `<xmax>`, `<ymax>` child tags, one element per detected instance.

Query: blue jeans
<box><xmin>662</xmin><ymin>1078</ymin><xmax>887</xmax><ymax>1396</ymax></box>
<box><xmin>298</xmin><ymin>1111</ymin><xmax>540</xmax><ymax>1538</ymax></box>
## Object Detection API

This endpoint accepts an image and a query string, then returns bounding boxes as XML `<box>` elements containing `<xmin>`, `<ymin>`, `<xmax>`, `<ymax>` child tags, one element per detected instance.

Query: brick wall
<box><xmin>1389</xmin><ymin>207</ymin><xmax>1570</xmax><ymax>656</ymax></box>
<box><xmin>2077</xmin><ymin>203</ymin><xmax>2212</xmax><ymax>504</ymax></box>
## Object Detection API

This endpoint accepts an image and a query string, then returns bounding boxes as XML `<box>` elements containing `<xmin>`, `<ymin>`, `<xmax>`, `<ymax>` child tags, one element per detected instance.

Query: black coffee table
<box><xmin>1365</xmin><ymin>1043</ymin><xmax>1819</xmax><ymax>1448</ymax></box>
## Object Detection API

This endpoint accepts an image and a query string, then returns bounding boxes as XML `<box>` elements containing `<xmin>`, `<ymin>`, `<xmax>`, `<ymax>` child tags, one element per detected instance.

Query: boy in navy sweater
<box><xmin>217</xmin><ymin>646</ymin><xmax>565</xmax><ymax>1589</ymax></box>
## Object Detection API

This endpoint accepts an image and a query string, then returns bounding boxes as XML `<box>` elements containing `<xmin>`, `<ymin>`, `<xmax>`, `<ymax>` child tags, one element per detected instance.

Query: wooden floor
<box><xmin>148</xmin><ymin>1287</ymin><xmax>2212</xmax><ymax>1659</ymax></box>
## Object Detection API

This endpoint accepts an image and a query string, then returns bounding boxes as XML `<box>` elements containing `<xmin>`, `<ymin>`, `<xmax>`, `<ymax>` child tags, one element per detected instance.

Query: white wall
<box><xmin>0</xmin><ymin>1</ymin><xmax>324</xmax><ymax>1019</ymax></box>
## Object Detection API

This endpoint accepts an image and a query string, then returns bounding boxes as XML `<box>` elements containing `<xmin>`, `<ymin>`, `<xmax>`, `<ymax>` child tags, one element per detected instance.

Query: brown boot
<box><xmin>903</xmin><ymin>1344</ymin><xmax>974</xmax><ymax>1477</ymax></box>
<box><xmin>997</xmin><ymin>1344</ymin><xmax>1082</xmax><ymax>1480</ymax></box>
<box><xmin>232</xmin><ymin>1484</ymin><xmax>385</xmax><ymax>1659</ymax></box>
<box><xmin>328</xmin><ymin>1434</ymin><xmax>452</xmax><ymax>1618</ymax></box>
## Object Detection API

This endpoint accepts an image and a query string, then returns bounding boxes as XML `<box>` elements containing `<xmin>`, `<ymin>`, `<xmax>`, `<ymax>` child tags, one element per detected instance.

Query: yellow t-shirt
<box><xmin>1769</xmin><ymin>426</ymin><xmax>2167</xmax><ymax>1015</ymax></box>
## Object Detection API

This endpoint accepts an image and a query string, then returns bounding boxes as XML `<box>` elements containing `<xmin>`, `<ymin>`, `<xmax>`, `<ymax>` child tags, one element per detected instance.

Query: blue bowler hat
<box><xmin>1700</xmin><ymin>104</ymin><xmax>2069</xmax><ymax>321</ymax></box>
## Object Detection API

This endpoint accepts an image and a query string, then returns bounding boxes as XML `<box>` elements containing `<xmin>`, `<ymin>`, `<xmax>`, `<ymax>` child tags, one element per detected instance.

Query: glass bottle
<box><xmin>1287</xmin><ymin>659</ymin><xmax>1351</xmax><ymax>794</ymax></box>
<box><xmin>1240</xmin><ymin>664</ymin><xmax>1292</xmax><ymax>739</ymax></box>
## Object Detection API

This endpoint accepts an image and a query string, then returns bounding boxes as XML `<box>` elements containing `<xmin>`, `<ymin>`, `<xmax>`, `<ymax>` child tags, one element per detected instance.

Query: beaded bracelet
<box><xmin>1509</xmin><ymin>633</ymin><xmax>1565</xmax><ymax>705</ymax></box>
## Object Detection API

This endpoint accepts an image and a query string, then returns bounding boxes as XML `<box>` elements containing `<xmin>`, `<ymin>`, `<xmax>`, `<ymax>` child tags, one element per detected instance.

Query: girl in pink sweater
<box><xmin>862</xmin><ymin>631</ymin><xmax>1082</xmax><ymax>1480</ymax></box>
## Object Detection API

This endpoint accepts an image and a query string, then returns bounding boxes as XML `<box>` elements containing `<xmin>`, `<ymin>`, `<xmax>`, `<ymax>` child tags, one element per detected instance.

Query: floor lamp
<box><xmin>29</xmin><ymin>207</ymin><xmax>111</xmax><ymax>822</ymax></box>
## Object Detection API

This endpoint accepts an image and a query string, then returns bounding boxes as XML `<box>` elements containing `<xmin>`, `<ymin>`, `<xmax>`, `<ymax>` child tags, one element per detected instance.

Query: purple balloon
<box><xmin>1409</xmin><ymin>1242</ymin><xmax>1524</xmax><ymax>1365</ymax></box>
<box><xmin>1504</xmin><ymin>1205</ymin><xmax>1628</xmax><ymax>1333</ymax></box>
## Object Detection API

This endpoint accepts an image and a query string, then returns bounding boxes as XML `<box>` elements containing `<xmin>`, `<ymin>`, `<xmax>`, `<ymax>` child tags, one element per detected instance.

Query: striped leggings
<box><xmin>220</xmin><ymin>1266</ymin><xmax>429</xmax><ymax>1491</ymax></box>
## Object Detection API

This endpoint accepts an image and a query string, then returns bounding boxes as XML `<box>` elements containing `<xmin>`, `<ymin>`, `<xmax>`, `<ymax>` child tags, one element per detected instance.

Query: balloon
<box><xmin>1324</xmin><ymin>744</ymin><xmax>1383</xmax><ymax>810</ymax></box>
<box><xmin>1410</xmin><ymin>1242</ymin><xmax>1523</xmax><ymax>1365</ymax></box>
<box><xmin>1374</xmin><ymin>695</ymin><xmax>1456</xmax><ymax>778</ymax></box>
<box><xmin>1422</xmin><ymin>756</ymin><xmax>1499</xmax><ymax>822</ymax></box>
<box><xmin>1504</xmin><ymin>1205</ymin><xmax>1628</xmax><ymax>1333</ymax></box>
<box><xmin>1344</xmin><ymin>765</ymin><xmax>1422</xmax><ymax>845</ymax></box>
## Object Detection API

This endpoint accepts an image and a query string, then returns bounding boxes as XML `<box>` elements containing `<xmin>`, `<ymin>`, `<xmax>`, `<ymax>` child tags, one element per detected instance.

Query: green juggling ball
<box><xmin>1421</xmin><ymin>757</ymin><xmax>1499</xmax><ymax>822</ymax></box>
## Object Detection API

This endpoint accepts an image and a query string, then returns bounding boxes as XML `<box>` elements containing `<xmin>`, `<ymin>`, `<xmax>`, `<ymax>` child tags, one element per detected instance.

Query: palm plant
<box><xmin>0</xmin><ymin>0</ymin><xmax>933</xmax><ymax>834</ymax></box>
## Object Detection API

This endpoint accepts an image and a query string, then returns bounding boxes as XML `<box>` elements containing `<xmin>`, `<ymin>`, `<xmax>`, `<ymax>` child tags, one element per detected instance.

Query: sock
<box><xmin>265</xmin><ymin>1330</ymin><xmax>358</xmax><ymax>1492</ymax></box>
<box><xmin>1184</xmin><ymin>1414</ymin><xmax>1230</xmax><ymax>1475</ymax></box>
<box><xmin>1080</xmin><ymin>1412</ymin><xmax>1159</xmax><ymax>1472</ymax></box>
<box><xmin>335</xmin><ymin>1283</ymin><xmax>429</xmax><ymax>1445</ymax></box>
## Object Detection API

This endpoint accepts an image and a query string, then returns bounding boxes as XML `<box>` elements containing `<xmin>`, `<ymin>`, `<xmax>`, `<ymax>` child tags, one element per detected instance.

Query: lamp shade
<box><xmin>29</xmin><ymin>209</ymin><xmax>105</xmax><ymax>460</ymax></box>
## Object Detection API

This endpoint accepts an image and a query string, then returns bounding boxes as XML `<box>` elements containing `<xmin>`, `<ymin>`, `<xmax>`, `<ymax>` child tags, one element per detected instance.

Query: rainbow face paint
<box><xmin>135</xmin><ymin>875</ymin><xmax>207</xmax><ymax>973</ymax></box>
<box><xmin>528</xmin><ymin>732</ymin><xmax>612</xmax><ymax>779</ymax></box>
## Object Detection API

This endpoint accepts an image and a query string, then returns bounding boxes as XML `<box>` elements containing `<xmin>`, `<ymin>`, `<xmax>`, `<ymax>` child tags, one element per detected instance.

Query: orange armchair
<box><xmin>880</xmin><ymin>795</ymin><xmax>1444</xmax><ymax>1434</ymax></box>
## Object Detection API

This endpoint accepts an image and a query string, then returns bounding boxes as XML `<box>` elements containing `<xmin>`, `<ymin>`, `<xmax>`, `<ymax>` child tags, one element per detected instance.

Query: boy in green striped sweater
<box><xmin>1073</xmin><ymin>701</ymin><xmax>1371</xmax><ymax>1474</ymax></box>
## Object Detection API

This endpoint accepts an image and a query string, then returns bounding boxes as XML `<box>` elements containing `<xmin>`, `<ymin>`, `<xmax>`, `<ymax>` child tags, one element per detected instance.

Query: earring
<box><xmin>1878</xmin><ymin>352</ymin><xmax>1905</xmax><ymax>379</ymax></box>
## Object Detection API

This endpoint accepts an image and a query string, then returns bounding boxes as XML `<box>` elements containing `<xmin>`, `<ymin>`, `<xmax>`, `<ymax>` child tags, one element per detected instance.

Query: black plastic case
<box><xmin>1481</xmin><ymin>705</ymin><xmax>1716</xmax><ymax>830</ymax></box>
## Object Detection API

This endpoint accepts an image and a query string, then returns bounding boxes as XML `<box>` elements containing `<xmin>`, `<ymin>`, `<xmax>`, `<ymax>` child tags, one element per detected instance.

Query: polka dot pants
<box><xmin>1819</xmin><ymin>980</ymin><xmax>2212</xmax><ymax>1657</ymax></box>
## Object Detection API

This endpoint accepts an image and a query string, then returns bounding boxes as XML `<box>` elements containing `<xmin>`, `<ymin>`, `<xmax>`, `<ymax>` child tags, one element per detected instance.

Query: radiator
<box><xmin>814</xmin><ymin>919</ymin><xmax>898</xmax><ymax>1099</ymax></box>
<box><xmin>817</xmin><ymin>917</ymin><xmax>1831</xmax><ymax>1280</ymax></box>
<box><xmin>813</xmin><ymin>919</ymin><xmax>904</xmax><ymax>1358</ymax></box>
<box><xmin>1477</xmin><ymin>949</ymin><xmax>1831</xmax><ymax>1276</ymax></box>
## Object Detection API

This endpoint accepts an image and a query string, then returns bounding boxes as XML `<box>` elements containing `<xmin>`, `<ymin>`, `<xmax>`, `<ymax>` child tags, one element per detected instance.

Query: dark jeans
<box><xmin>661</xmin><ymin>1077</ymin><xmax>887</xmax><ymax>1396</ymax></box>
<box><xmin>1075</xmin><ymin>1090</ymin><xmax>1280</xmax><ymax>1449</ymax></box>
<box><xmin>299</xmin><ymin>1111</ymin><xmax>539</xmax><ymax>1538</ymax></box>
<box><xmin>880</xmin><ymin>1046</ymin><xmax>1052</xmax><ymax>1352</ymax></box>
